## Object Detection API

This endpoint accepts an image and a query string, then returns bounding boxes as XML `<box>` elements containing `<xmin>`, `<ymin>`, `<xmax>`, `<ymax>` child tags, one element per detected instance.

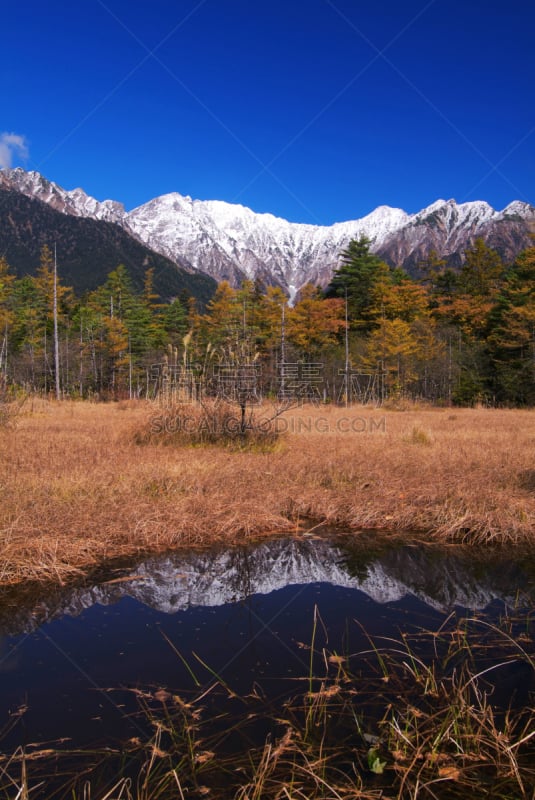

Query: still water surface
<box><xmin>0</xmin><ymin>536</ymin><xmax>533</xmax><ymax>752</ymax></box>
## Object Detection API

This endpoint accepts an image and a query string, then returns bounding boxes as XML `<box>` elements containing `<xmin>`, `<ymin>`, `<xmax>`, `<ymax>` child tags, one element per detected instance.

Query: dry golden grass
<box><xmin>1</xmin><ymin>398</ymin><xmax>534</xmax><ymax>586</ymax></box>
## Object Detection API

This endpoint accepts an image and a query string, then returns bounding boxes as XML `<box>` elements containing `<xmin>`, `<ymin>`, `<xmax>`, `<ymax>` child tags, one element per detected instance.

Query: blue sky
<box><xmin>2</xmin><ymin>0</ymin><xmax>534</xmax><ymax>224</ymax></box>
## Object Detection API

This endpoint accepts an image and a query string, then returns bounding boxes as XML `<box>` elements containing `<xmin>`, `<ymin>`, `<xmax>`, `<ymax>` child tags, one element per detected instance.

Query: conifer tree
<box><xmin>325</xmin><ymin>236</ymin><xmax>391</xmax><ymax>331</ymax></box>
<box><xmin>487</xmin><ymin>247</ymin><xmax>535</xmax><ymax>403</ymax></box>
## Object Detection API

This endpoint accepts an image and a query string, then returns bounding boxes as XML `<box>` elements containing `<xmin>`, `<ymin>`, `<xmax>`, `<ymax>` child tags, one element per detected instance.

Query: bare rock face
<box><xmin>0</xmin><ymin>167</ymin><xmax>127</xmax><ymax>225</ymax></box>
<box><xmin>2</xmin><ymin>168</ymin><xmax>534</xmax><ymax>295</ymax></box>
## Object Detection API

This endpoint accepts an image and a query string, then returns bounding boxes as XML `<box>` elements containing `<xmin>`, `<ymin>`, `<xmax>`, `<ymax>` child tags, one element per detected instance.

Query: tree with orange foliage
<box><xmin>287</xmin><ymin>284</ymin><xmax>346</xmax><ymax>359</ymax></box>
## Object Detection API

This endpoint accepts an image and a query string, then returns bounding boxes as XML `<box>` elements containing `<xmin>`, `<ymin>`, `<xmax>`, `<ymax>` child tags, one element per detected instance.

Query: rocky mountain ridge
<box><xmin>0</xmin><ymin>179</ymin><xmax>217</xmax><ymax>302</ymax></box>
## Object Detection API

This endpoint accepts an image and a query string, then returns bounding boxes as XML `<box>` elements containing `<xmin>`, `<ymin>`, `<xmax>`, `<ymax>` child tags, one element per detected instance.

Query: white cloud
<box><xmin>0</xmin><ymin>132</ymin><xmax>29</xmax><ymax>169</ymax></box>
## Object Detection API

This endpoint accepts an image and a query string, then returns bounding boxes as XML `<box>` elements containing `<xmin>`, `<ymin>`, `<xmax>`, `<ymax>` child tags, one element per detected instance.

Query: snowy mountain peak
<box><xmin>417</xmin><ymin>198</ymin><xmax>497</xmax><ymax>222</ymax></box>
<box><xmin>458</xmin><ymin>200</ymin><xmax>495</xmax><ymax>218</ymax></box>
<box><xmin>416</xmin><ymin>198</ymin><xmax>450</xmax><ymax>215</ymax></box>
<box><xmin>502</xmin><ymin>200</ymin><xmax>535</xmax><ymax>218</ymax></box>
<box><xmin>361</xmin><ymin>203</ymin><xmax>410</xmax><ymax>223</ymax></box>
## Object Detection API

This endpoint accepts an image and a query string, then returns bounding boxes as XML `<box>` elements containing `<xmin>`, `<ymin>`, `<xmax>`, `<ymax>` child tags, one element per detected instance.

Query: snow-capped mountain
<box><xmin>125</xmin><ymin>195</ymin><xmax>414</xmax><ymax>300</ymax></box>
<box><xmin>2</xmin><ymin>538</ymin><xmax>532</xmax><ymax>636</ymax></box>
<box><xmin>2</xmin><ymin>168</ymin><xmax>534</xmax><ymax>296</ymax></box>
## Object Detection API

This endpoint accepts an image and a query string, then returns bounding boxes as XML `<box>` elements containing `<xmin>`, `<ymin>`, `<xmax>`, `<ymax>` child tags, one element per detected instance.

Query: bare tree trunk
<box><xmin>79</xmin><ymin>316</ymin><xmax>84</xmax><ymax>397</ymax></box>
<box><xmin>0</xmin><ymin>324</ymin><xmax>7</xmax><ymax>380</ymax></box>
<box><xmin>44</xmin><ymin>330</ymin><xmax>47</xmax><ymax>395</ymax></box>
<box><xmin>344</xmin><ymin>288</ymin><xmax>350</xmax><ymax>407</ymax></box>
<box><xmin>53</xmin><ymin>244</ymin><xmax>61</xmax><ymax>401</ymax></box>
<box><xmin>128</xmin><ymin>336</ymin><xmax>132</xmax><ymax>400</ymax></box>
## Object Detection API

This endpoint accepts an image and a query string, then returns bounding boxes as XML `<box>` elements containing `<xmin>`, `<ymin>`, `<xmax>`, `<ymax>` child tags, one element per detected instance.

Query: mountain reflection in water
<box><xmin>0</xmin><ymin>536</ymin><xmax>533</xmax><ymax>755</ymax></box>
<box><xmin>2</xmin><ymin>536</ymin><xmax>533</xmax><ymax>636</ymax></box>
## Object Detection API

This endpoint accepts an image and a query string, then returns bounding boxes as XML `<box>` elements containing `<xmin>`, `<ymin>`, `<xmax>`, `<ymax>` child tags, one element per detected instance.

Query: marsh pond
<box><xmin>1</xmin><ymin>535</ymin><xmax>534</xmax><ymax>798</ymax></box>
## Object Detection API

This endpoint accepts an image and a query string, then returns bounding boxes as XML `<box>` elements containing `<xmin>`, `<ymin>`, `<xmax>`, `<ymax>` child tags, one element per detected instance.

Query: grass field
<box><xmin>1</xmin><ymin>398</ymin><xmax>534</xmax><ymax>587</ymax></box>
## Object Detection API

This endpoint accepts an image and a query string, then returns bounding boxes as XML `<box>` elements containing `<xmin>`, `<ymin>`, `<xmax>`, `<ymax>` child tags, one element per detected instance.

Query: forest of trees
<box><xmin>0</xmin><ymin>236</ymin><xmax>534</xmax><ymax>406</ymax></box>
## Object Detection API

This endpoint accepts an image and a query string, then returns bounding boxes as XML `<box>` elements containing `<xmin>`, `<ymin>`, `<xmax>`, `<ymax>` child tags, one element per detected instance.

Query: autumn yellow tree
<box><xmin>199</xmin><ymin>281</ymin><xmax>242</xmax><ymax>350</ymax></box>
<box><xmin>378</xmin><ymin>278</ymin><xmax>430</xmax><ymax>322</ymax></box>
<box><xmin>259</xmin><ymin>286</ymin><xmax>288</xmax><ymax>353</ymax></box>
<box><xmin>288</xmin><ymin>284</ymin><xmax>345</xmax><ymax>358</ymax></box>
<box><xmin>364</xmin><ymin>318</ymin><xmax>420</xmax><ymax>394</ymax></box>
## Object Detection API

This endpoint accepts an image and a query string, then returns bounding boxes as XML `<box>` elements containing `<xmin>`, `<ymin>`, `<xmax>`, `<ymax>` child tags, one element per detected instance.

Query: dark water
<box><xmin>0</xmin><ymin>536</ymin><xmax>534</xmax><ymax>754</ymax></box>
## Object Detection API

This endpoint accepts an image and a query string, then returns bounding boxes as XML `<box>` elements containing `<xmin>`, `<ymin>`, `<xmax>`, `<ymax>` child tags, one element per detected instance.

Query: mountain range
<box><xmin>1</xmin><ymin>167</ymin><xmax>535</xmax><ymax>300</ymax></box>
